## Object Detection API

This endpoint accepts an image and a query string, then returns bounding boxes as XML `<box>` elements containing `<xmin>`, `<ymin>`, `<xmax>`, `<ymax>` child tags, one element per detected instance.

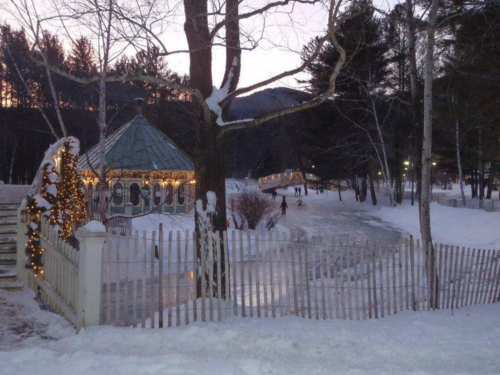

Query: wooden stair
<box><xmin>0</xmin><ymin>203</ymin><xmax>23</xmax><ymax>291</ymax></box>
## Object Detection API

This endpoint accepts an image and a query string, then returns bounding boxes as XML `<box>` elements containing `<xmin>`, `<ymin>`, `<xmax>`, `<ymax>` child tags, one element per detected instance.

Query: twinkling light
<box><xmin>58</xmin><ymin>140</ymin><xmax>86</xmax><ymax>239</ymax></box>
<box><xmin>25</xmin><ymin>139</ymin><xmax>86</xmax><ymax>274</ymax></box>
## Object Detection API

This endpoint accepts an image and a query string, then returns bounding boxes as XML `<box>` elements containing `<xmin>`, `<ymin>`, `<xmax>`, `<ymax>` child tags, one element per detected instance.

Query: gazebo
<box><xmin>79</xmin><ymin>105</ymin><xmax>195</xmax><ymax>216</ymax></box>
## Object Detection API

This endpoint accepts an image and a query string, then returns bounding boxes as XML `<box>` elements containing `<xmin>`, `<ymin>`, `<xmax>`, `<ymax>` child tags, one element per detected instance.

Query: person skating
<box><xmin>271</xmin><ymin>190</ymin><xmax>277</xmax><ymax>200</ymax></box>
<box><xmin>297</xmin><ymin>198</ymin><xmax>303</xmax><ymax>207</ymax></box>
<box><xmin>298</xmin><ymin>187</ymin><xmax>302</xmax><ymax>196</ymax></box>
<box><xmin>294</xmin><ymin>187</ymin><xmax>298</xmax><ymax>196</ymax></box>
<box><xmin>280</xmin><ymin>196</ymin><xmax>288</xmax><ymax>216</ymax></box>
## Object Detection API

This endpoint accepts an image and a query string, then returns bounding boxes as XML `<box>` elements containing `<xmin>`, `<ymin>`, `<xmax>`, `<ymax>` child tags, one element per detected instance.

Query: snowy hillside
<box><xmin>227</xmin><ymin>87</ymin><xmax>311</xmax><ymax>121</ymax></box>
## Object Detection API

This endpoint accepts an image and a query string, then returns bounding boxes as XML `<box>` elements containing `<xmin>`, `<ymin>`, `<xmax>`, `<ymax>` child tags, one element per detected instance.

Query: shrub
<box><xmin>228</xmin><ymin>191</ymin><xmax>277</xmax><ymax>230</ymax></box>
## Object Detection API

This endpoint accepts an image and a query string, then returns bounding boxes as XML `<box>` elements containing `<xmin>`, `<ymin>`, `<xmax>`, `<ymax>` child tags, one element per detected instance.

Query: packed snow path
<box><xmin>274</xmin><ymin>188</ymin><xmax>406</xmax><ymax>242</ymax></box>
<box><xmin>1</xmin><ymin>289</ymin><xmax>500</xmax><ymax>374</ymax></box>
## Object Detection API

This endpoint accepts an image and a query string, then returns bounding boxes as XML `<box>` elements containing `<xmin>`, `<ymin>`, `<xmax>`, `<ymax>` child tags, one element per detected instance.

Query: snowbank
<box><xmin>376</xmin><ymin>201</ymin><xmax>500</xmax><ymax>248</ymax></box>
<box><xmin>1</xmin><ymin>299</ymin><xmax>499</xmax><ymax>374</ymax></box>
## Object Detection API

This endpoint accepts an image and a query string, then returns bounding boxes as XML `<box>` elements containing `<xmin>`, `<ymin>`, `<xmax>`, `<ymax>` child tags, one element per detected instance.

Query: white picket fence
<box><xmin>101</xmin><ymin>230</ymin><xmax>500</xmax><ymax>328</ymax></box>
<box><xmin>21</xmin><ymin>216</ymin><xmax>107</xmax><ymax>329</ymax></box>
<box><xmin>24</xmin><ymin>219</ymin><xmax>80</xmax><ymax>326</ymax></box>
<box><xmin>18</xmin><ymin>212</ymin><xmax>500</xmax><ymax>330</ymax></box>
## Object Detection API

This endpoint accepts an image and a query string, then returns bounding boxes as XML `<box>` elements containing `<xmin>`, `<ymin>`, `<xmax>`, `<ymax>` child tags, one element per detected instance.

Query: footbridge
<box><xmin>258</xmin><ymin>171</ymin><xmax>306</xmax><ymax>192</ymax></box>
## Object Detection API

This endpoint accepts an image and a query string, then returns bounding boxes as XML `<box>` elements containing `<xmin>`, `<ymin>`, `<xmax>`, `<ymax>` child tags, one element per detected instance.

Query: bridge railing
<box><xmin>258</xmin><ymin>172</ymin><xmax>304</xmax><ymax>191</ymax></box>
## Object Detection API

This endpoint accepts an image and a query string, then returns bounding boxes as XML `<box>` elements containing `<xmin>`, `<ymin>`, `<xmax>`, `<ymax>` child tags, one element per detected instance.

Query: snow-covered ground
<box><xmin>3</xmin><ymin>180</ymin><xmax>500</xmax><ymax>374</ymax></box>
<box><xmin>376</xmin><ymin>201</ymin><xmax>500</xmax><ymax>248</ymax></box>
<box><xmin>0</xmin><ymin>289</ymin><xmax>74</xmax><ymax>351</ymax></box>
<box><xmin>1</xmin><ymin>288</ymin><xmax>499</xmax><ymax>375</ymax></box>
<box><xmin>131</xmin><ymin>181</ymin><xmax>500</xmax><ymax>248</ymax></box>
<box><xmin>429</xmin><ymin>183</ymin><xmax>499</xmax><ymax>201</ymax></box>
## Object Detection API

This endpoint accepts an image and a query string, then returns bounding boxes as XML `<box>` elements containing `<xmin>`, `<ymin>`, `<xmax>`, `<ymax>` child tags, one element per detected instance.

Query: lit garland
<box><xmin>25</xmin><ymin>195</ymin><xmax>44</xmax><ymax>276</ymax></box>
<box><xmin>25</xmin><ymin>162</ymin><xmax>58</xmax><ymax>276</ymax></box>
<box><xmin>58</xmin><ymin>140</ymin><xmax>86</xmax><ymax>239</ymax></box>
<box><xmin>25</xmin><ymin>137</ymin><xmax>86</xmax><ymax>275</ymax></box>
<box><xmin>42</xmin><ymin>163</ymin><xmax>59</xmax><ymax>227</ymax></box>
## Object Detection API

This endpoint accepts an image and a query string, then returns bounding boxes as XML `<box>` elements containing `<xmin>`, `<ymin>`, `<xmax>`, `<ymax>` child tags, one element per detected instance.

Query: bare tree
<box><xmin>7</xmin><ymin>0</ymin><xmax>144</xmax><ymax>220</ymax></box>
<box><xmin>405</xmin><ymin>0</ymin><xmax>422</xmax><ymax>200</ymax></box>
<box><xmin>8</xmin><ymin>0</ymin><xmax>356</xmax><ymax>297</ymax></box>
<box><xmin>420</xmin><ymin>0</ymin><xmax>440</xmax><ymax>308</ymax></box>
<box><xmin>107</xmin><ymin>0</ymin><xmax>355</xmax><ymax>231</ymax></box>
<box><xmin>114</xmin><ymin>0</ymin><xmax>355</xmax><ymax>296</ymax></box>
<box><xmin>451</xmin><ymin>95</ymin><xmax>467</xmax><ymax>206</ymax></box>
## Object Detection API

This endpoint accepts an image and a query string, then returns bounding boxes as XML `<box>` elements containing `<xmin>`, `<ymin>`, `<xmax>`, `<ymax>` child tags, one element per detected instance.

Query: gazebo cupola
<box><xmin>78</xmin><ymin>99</ymin><xmax>195</xmax><ymax>215</ymax></box>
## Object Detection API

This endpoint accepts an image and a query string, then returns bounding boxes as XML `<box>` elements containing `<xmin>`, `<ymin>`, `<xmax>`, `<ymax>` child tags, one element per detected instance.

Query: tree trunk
<box><xmin>97</xmin><ymin>74</ymin><xmax>108</xmax><ymax>222</ymax></box>
<box><xmin>193</xmin><ymin>112</ymin><xmax>228</xmax><ymax>298</ymax></box>
<box><xmin>184</xmin><ymin>0</ymin><xmax>227</xmax><ymax>298</ymax></box>
<box><xmin>405</xmin><ymin>0</ymin><xmax>423</xmax><ymax>202</ymax></box>
<box><xmin>455</xmin><ymin>119</ymin><xmax>466</xmax><ymax>206</ymax></box>
<box><xmin>420</xmin><ymin>0</ymin><xmax>440</xmax><ymax>309</ymax></box>
<box><xmin>478</xmin><ymin>129</ymin><xmax>484</xmax><ymax>200</ymax></box>
<box><xmin>486</xmin><ymin>162</ymin><xmax>494</xmax><ymax>199</ymax></box>
<box><xmin>368</xmin><ymin>168</ymin><xmax>377</xmax><ymax>206</ymax></box>
<box><xmin>471</xmin><ymin>169</ymin><xmax>477</xmax><ymax>199</ymax></box>
<box><xmin>369</xmin><ymin>91</ymin><xmax>395</xmax><ymax>206</ymax></box>
<box><xmin>411</xmin><ymin>159</ymin><xmax>415</xmax><ymax>206</ymax></box>
<box><xmin>420</xmin><ymin>0</ymin><xmax>439</xmax><ymax>246</ymax></box>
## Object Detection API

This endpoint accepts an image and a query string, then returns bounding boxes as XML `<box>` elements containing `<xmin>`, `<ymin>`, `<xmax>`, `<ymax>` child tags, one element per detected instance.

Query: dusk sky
<box><xmin>1</xmin><ymin>0</ymin><xmax>394</xmax><ymax>92</ymax></box>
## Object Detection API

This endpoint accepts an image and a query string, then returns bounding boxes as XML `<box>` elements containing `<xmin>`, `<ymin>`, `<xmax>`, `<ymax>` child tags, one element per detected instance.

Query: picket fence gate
<box><xmin>102</xmin><ymin>229</ymin><xmax>500</xmax><ymax>328</ymax></box>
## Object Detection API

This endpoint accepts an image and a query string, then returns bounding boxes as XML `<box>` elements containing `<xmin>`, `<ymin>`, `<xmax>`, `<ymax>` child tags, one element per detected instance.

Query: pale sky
<box><xmin>1</xmin><ymin>0</ymin><xmax>396</xmax><ymax>93</ymax></box>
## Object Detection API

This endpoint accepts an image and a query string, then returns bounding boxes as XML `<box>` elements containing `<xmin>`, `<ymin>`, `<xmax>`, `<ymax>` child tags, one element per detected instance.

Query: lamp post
<box><xmin>431</xmin><ymin>162</ymin><xmax>437</xmax><ymax>192</ymax></box>
<box><xmin>405</xmin><ymin>159</ymin><xmax>415</xmax><ymax>206</ymax></box>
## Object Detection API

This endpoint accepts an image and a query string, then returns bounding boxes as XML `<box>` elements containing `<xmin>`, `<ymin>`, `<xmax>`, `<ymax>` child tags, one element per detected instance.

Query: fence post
<box><xmin>75</xmin><ymin>221</ymin><xmax>107</xmax><ymax>330</ymax></box>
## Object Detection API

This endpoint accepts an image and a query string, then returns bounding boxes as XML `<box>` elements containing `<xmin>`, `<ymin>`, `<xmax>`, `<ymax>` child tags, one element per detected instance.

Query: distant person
<box><xmin>298</xmin><ymin>187</ymin><xmax>302</xmax><ymax>196</ymax></box>
<box><xmin>294</xmin><ymin>187</ymin><xmax>298</xmax><ymax>196</ymax></box>
<box><xmin>271</xmin><ymin>190</ymin><xmax>277</xmax><ymax>200</ymax></box>
<box><xmin>297</xmin><ymin>198</ymin><xmax>303</xmax><ymax>207</ymax></box>
<box><xmin>280</xmin><ymin>196</ymin><xmax>288</xmax><ymax>216</ymax></box>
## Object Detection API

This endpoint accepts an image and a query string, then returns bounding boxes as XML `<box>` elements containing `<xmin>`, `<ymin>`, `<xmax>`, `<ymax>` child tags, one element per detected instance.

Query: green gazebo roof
<box><xmin>78</xmin><ymin>115</ymin><xmax>194</xmax><ymax>172</ymax></box>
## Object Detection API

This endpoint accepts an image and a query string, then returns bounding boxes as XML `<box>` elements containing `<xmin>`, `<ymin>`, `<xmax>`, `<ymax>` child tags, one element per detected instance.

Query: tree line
<box><xmin>0</xmin><ymin>25</ymin><xmax>195</xmax><ymax>184</ymax></box>
<box><xmin>291</xmin><ymin>1</ymin><xmax>500</xmax><ymax>206</ymax></box>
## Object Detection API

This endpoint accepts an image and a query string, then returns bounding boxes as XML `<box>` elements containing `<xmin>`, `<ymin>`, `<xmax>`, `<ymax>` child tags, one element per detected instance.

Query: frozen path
<box><xmin>275</xmin><ymin>188</ymin><xmax>407</xmax><ymax>242</ymax></box>
<box><xmin>1</xmin><ymin>287</ymin><xmax>500</xmax><ymax>375</ymax></box>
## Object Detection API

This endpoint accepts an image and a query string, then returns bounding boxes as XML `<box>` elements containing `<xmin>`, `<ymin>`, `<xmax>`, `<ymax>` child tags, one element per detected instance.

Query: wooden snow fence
<box><xmin>101</xmin><ymin>230</ymin><xmax>500</xmax><ymax>328</ymax></box>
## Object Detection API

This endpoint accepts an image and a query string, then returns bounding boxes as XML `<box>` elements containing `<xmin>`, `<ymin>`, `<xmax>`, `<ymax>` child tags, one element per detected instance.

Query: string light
<box><xmin>25</xmin><ymin>139</ymin><xmax>86</xmax><ymax>275</ymax></box>
<box><xmin>58</xmin><ymin>140</ymin><xmax>86</xmax><ymax>240</ymax></box>
<box><xmin>81</xmin><ymin>169</ymin><xmax>194</xmax><ymax>181</ymax></box>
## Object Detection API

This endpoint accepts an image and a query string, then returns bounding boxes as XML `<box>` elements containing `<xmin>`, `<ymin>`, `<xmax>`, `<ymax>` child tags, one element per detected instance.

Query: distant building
<box><xmin>79</xmin><ymin>101</ymin><xmax>195</xmax><ymax>216</ymax></box>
